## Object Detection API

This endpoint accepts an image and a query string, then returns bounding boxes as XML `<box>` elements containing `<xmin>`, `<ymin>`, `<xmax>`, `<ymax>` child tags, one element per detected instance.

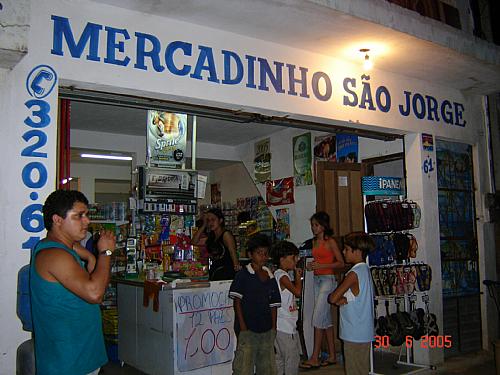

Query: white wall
<box><xmin>198</xmin><ymin>163</ymin><xmax>259</xmax><ymax>207</ymax></box>
<box><xmin>71</xmin><ymin>162</ymin><xmax>132</xmax><ymax>203</ymax></box>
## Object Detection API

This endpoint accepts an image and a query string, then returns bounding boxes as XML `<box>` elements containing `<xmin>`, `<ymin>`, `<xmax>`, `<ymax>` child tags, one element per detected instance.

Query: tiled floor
<box><xmin>100</xmin><ymin>349</ymin><xmax>495</xmax><ymax>374</ymax></box>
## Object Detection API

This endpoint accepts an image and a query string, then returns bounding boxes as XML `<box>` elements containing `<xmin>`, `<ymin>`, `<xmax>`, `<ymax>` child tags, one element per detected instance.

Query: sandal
<box><xmin>299</xmin><ymin>361</ymin><xmax>320</xmax><ymax>370</ymax></box>
<box><xmin>320</xmin><ymin>359</ymin><xmax>337</xmax><ymax>366</ymax></box>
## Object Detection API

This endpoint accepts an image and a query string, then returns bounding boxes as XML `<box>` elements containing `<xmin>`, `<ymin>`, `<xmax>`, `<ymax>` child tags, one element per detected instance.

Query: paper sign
<box><xmin>174</xmin><ymin>284</ymin><xmax>235</xmax><ymax>371</ymax></box>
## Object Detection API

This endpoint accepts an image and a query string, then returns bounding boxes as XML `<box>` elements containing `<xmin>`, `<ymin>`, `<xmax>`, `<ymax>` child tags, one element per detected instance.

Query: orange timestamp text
<box><xmin>374</xmin><ymin>335</ymin><xmax>452</xmax><ymax>349</ymax></box>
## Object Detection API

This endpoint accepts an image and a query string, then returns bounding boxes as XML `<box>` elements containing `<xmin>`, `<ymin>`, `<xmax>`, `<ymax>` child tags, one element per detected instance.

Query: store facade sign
<box><xmin>362</xmin><ymin>176</ymin><xmax>403</xmax><ymax>196</ymax></box>
<box><xmin>293</xmin><ymin>133</ymin><xmax>313</xmax><ymax>186</ymax></box>
<box><xmin>147</xmin><ymin>110</ymin><xmax>187</xmax><ymax>168</ymax></box>
<box><xmin>44</xmin><ymin>11</ymin><xmax>473</xmax><ymax>140</ymax></box>
<box><xmin>19</xmin><ymin>64</ymin><xmax>58</xmax><ymax>250</ymax></box>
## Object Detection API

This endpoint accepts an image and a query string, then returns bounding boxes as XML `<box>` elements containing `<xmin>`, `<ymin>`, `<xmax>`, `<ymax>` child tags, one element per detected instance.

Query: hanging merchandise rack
<box><xmin>362</xmin><ymin>176</ymin><xmax>434</xmax><ymax>375</ymax></box>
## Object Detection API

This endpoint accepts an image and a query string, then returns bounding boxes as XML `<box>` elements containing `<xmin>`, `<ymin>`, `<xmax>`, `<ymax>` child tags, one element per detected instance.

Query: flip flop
<box><xmin>299</xmin><ymin>361</ymin><xmax>320</xmax><ymax>370</ymax></box>
<box><xmin>320</xmin><ymin>360</ymin><xmax>337</xmax><ymax>367</ymax></box>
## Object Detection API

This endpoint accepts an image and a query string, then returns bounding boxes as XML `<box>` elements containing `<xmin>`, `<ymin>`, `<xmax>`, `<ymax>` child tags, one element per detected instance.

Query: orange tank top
<box><xmin>312</xmin><ymin>239</ymin><xmax>335</xmax><ymax>276</ymax></box>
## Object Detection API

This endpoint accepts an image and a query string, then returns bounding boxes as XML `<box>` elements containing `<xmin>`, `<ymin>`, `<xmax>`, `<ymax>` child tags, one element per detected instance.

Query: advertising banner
<box><xmin>275</xmin><ymin>208</ymin><xmax>290</xmax><ymax>240</ymax></box>
<box><xmin>254</xmin><ymin>138</ymin><xmax>271</xmax><ymax>183</ymax></box>
<box><xmin>314</xmin><ymin>135</ymin><xmax>336</xmax><ymax>162</ymax></box>
<box><xmin>293</xmin><ymin>133</ymin><xmax>313</xmax><ymax>186</ymax></box>
<box><xmin>336</xmin><ymin>134</ymin><xmax>358</xmax><ymax>163</ymax></box>
<box><xmin>266</xmin><ymin>177</ymin><xmax>294</xmax><ymax>206</ymax></box>
<box><xmin>147</xmin><ymin>110</ymin><xmax>187</xmax><ymax>168</ymax></box>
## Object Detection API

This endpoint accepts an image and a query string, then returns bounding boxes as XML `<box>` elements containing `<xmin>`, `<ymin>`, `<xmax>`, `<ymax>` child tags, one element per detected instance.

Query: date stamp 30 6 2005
<box><xmin>374</xmin><ymin>335</ymin><xmax>452</xmax><ymax>349</ymax></box>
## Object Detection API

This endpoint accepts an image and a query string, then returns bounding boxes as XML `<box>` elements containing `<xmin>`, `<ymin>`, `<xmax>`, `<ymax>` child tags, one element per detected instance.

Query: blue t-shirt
<box><xmin>30</xmin><ymin>240</ymin><xmax>107</xmax><ymax>375</ymax></box>
<box><xmin>229</xmin><ymin>264</ymin><xmax>281</xmax><ymax>334</ymax></box>
<box><xmin>339</xmin><ymin>262</ymin><xmax>374</xmax><ymax>343</ymax></box>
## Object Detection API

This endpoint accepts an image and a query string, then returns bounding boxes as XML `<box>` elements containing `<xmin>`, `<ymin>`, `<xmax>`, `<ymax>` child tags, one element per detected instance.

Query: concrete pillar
<box><xmin>405</xmin><ymin>132</ymin><xmax>444</xmax><ymax>366</ymax></box>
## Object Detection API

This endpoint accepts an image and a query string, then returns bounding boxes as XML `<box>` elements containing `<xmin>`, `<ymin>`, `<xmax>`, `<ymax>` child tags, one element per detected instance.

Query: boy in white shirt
<box><xmin>271</xmin><ymin>241</ymin><xmax>303</xmax><ymax>375</ymax></box>
<box><xmin>328</xmin><ymin>232</ymin><xmax>375</xmax><ymax>375</ymax></box>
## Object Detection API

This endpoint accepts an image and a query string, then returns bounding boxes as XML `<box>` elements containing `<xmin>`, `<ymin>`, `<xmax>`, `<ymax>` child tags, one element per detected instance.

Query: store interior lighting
<box><xmin>61</xmin><ymin>177</ymin><xmax>73</xmax><ymax>185</ymax></box>
<box><xmin>360</xmin><ymin>48</ymin><xmax>373</xmax><ymax>70</ymax></box>
<box><xmin>81</xmin><ymin>153</ymin><xmax>133</xmax><ymax>161</ymax></box>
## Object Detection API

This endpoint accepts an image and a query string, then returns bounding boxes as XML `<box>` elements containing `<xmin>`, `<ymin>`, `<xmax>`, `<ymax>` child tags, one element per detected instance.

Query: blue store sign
<box><xmin>362</xmin><ymin>176</ymin><xmax>403</xmax><ymax>196</ymax></box>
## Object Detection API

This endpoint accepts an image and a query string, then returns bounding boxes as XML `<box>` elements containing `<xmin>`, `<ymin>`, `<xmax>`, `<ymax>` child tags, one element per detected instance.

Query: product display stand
<box><xmin>362</xmin><ymin>177</ymin><xmax>432</xmax><ymax>375</ymax></box>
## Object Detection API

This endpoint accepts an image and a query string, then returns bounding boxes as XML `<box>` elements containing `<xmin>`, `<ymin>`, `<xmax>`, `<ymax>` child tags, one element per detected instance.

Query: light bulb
<box><xmin>363</xmin><ymin>54</ymin><xmax>373</xmax><ymax>70</ymax></box>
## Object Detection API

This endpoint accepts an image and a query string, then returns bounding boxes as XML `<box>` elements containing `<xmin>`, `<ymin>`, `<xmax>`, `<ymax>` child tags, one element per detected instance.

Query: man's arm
<box><xmin>35</xmin><ymin>230</ymin><xmax>115</xmax><ymax>304</ymax></box>
<box><xmin>73</xmin><ymin>242</ymin><xmax>96</xmax><ymax>273</ymax></box>
<box><xmin>328</xmin><ymin>271</ymin><xmax>358</xmax><ymax>306</ymax></box>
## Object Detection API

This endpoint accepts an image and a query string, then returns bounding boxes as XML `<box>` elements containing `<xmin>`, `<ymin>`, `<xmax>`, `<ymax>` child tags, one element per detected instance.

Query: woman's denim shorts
<box><xmin>312</xmin><ymin>274</ymin><xmax>337</xmax><ymax>329</ymax></box>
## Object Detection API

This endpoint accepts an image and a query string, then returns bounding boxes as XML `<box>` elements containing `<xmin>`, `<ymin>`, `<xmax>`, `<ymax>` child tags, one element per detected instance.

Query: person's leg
<box><xmin>284</xmin><ymin>333</ymin><xmax>301</xmax><ymax>375</ymax></box>
<box><xmin>344</xmin><ymin>341</ymin><xmax>370</xmax><ymax>375</ymax></box>
<box><xmin>274</xmin><ymin>331</ymin><xmax>286</xmax><ymax>375</ymax></box>
<box><xmin>301</xmin><ymin>276</ymin><xmax>324</xmax><ymax>367</ymax></box>
<box><xmin>324</xmin><ymin>326</ymin><xmax>337</xmax><ymax>364</ymax></box>
<box><xmin>233</xmin><ymin>331</ymin><xmax>257</xmax><ymax>375</ymax></box>
<box><xmin>255</xmin><ymin>330</ymin><xmax>277</xmax><ymax>375</ymax></box>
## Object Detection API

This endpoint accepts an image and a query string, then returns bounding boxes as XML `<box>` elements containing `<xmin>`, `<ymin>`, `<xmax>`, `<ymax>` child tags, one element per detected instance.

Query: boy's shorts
<box><xmin>233</xmin><ymin>329</ymin><xmax>277</xmax><ymax>375</ymax></box>
<box><xmin>344</xmin><ymin>341</ymin><xmax>370</xmax><ymax>375</ymax></box>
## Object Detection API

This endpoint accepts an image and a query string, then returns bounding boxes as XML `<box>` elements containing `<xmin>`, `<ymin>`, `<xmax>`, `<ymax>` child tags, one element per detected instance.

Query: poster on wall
<box><xmin>174</xmin><ymin>283</ymin><xmax>235</xmax><ymax>371</ymax></box>
<box><xmin>147</xmin><ymin>110</ymin><xmax>187</xmax><ymax>168</ymax></box>
<box><xmin>254</xmin><ymin>138</ymin><xmax>271</xmax><ymax>182</ymax></box>
<box><xmin>314</xmin><ymin>135</ymin><xmax>336</xmax><ymax>162</ymax></box>
<box><xmin>293</xmin><ymin>133</ymin><xmax>313</xmax><ymax>186</ymax></box>
<box><xmin>275</xmin><ymin>208</ymin><xmax>290</xmax><ymax>240</ymax></box>
<box><xmin>336</xmin><ymin>134</ymin><xmax>358</xmax><ymax>163</ymax></box>
<box><xmin>211</xmin><ymin>183</ymin><xmax>221</xmax><ymax>205</ymax></box>
<box><xmin>266</xmin><ymin>177</ymin><xmax>294</xmax><ymax>206</ymax></box>
<box><xmin>422</xmin><ymin>133</ymin><xmax>434</xmax><ymax>151</ymax></box>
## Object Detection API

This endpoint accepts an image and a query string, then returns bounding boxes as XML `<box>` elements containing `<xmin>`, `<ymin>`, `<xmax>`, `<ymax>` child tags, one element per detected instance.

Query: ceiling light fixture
<box><xmin>61</xmin><ymin>177</ymin><xmax>73</xmax><ymax>185</ymax></box>
<box><xmin>360</xmin><ymin>48</ymin><xmax>373</xmax><ymax>70</ymax></box>
<box><xmin>81</xmin><ymin>153</ymin><xmax>132</xmax><ymax>161</ymax></box>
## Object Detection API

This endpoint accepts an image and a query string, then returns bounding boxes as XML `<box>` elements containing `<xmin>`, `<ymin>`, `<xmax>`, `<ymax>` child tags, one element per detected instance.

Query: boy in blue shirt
<box><xmin>229</xmin><ymin>234</ymin><xmax>281</xmax><ymax>375</ymax></box>
<box><xmin>328</xmin><ymin>232</ymin><xmax>375</xmax><ymax>375</ymax></box>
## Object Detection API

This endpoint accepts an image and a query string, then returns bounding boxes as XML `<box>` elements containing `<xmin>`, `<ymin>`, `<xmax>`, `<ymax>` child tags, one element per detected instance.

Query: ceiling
<box><xmin>93</xmin><ymin>0</ymin><xmax>500</xmax><ymax>94</ymax></box>
<box><xmin>70</xmin><ymin>100</ymin><xmax>285</xmax><ymax>144</ymax></box>
<box><xmin>69</xmin><ymin>100</ymin><xmax>285</xmax><ymax>170</ymax></box>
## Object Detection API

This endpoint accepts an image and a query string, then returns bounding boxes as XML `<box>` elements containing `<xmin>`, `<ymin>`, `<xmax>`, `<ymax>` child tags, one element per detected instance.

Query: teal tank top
<box><xmin>30</xmin><ymin>240</ymin><xmax>107</xmax><ymax>375</ymax></box>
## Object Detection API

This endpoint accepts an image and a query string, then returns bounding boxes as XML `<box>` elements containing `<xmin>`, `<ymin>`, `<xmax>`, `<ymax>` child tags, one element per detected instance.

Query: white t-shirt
<box><xmin>275</xmin><ymin>269</ymin><xmax>299</xmax><ymax>334</ymax></box>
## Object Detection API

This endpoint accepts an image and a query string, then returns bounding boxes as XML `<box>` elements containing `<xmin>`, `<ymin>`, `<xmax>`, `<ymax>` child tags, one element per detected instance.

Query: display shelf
<box><xmin>91</xmin><ymin>220</ymin><xmax>129</xmax><ymax>226</ymax></box>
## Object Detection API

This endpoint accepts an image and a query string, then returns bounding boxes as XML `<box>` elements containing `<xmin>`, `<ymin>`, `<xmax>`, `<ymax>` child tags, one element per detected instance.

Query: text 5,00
<box><xmin>374</xmin><ymin>335</ymin><xmax>452</xmax><ymax>349</ymax></box>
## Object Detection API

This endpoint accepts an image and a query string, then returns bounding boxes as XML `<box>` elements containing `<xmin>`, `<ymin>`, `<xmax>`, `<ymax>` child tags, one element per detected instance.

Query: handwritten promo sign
<box><xmin>174</xmin><ymin>284</ymin><xmax>235</xmax><ymax>371</ymax></box>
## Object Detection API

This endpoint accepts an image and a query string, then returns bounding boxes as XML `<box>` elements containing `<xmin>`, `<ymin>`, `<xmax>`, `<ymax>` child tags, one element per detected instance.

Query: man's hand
<box><xmin>97</xmin><ymin>230</ymin><xmax>116</xmax><ymax>254</ymax></box>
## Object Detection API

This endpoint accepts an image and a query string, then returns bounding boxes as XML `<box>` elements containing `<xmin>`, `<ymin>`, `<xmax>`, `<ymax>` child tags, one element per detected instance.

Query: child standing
<box><xmin>328</xmin><ymin>231</ymin><xmax>376</xmax><ymax>375</ymax></box>
<box><xmin>271</xmin><ymin>241</ymin><xmax>303</xmax><ymax>375</ymax></box>
<box><xmin>229</xmin><ymin>234</ymin><xmax>281</xmax><ymax>375</ymax></box>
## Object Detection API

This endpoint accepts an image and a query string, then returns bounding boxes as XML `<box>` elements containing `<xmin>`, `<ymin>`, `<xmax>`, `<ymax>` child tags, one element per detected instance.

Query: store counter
<box><xmin>116</xmin><ymin>278</ymin><xmax>234</xmax><ymax>375</ymax></box>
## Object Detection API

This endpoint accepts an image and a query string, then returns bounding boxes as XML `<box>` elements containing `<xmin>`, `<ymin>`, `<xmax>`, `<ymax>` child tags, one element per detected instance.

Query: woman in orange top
<box><xmin>301</xmin><ymin>211</ymin><xmax>344</xmax><ymax>369</ymax></box>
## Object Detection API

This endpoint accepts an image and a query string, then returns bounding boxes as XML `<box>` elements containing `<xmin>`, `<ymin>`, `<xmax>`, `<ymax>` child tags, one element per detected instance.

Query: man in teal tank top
<box><xmin>30</xmin><ymin>190</ymin><xmax>116</xmax><ymax>375</ymax></box>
